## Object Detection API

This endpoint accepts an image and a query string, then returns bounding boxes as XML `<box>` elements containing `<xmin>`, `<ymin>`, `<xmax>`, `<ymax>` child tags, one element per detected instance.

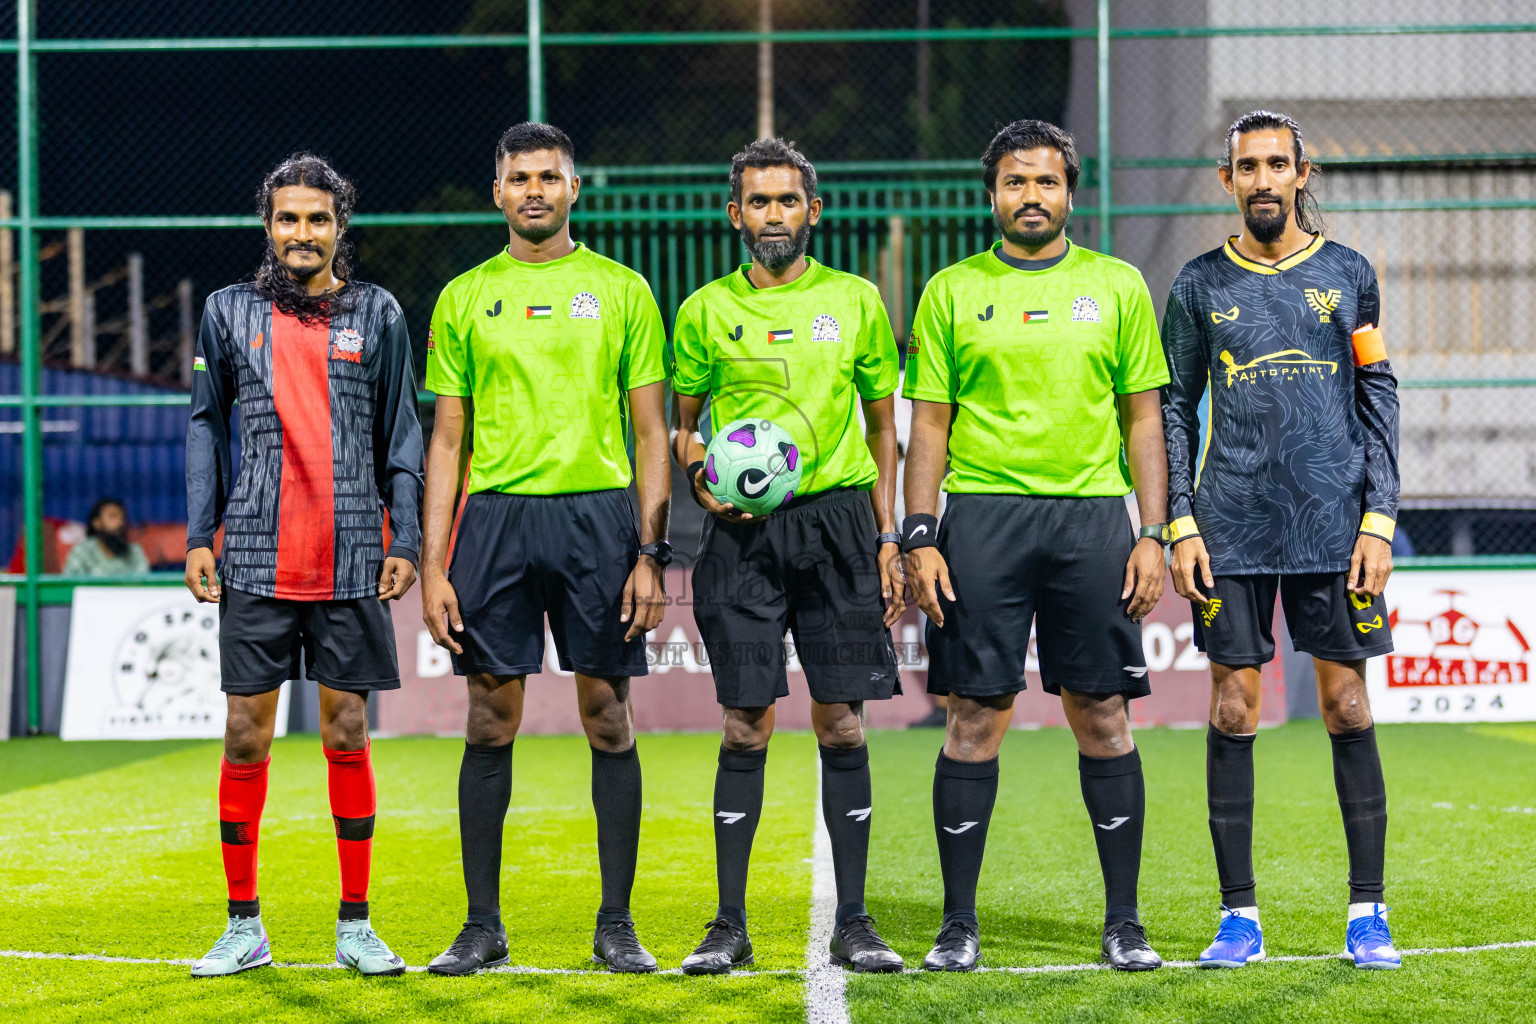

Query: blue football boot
<box><xmin>1198</xmin><ymin>906</ymin><xmax>1265</xmax><ymax>968</ymax></box>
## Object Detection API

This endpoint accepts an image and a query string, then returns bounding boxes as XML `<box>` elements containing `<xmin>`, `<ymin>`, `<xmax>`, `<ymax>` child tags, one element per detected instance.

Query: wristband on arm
<box><xmin>901</xmin><ymin>513</ymin><xmax>940</xmax><ymax>552</ymax></box>
<box><xmin>687</xmin><ymin>460</ymin><xmax>707</xmax><ymax>509</ymax></box>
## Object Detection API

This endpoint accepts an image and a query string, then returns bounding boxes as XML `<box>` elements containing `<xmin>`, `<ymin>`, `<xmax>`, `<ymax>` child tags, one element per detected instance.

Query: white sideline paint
<box><xmin>804</xmin><ymin>768</ymin><xmax>851</xmax><ymax>1024</ymax></box>
<box><xmin>3</xmin><ymin>938</ymin><xmax>1534</xmax><ymax>977</ymax></box>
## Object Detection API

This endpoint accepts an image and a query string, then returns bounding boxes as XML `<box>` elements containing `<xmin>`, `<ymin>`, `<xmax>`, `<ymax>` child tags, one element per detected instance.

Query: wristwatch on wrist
<box><xmin>876</xmin><ymin>532</ymin><xmax>901</xmax><ymax>547</ymax></box>
<box><xmin>638</xmin><ymin>540</ymin><xmax>673</xmax><ymax>567</ymax></box>
<box><xmin>1139</xmin><ymin>523</ymin><xmax>1169</xmax><ymax>546</ymax></box>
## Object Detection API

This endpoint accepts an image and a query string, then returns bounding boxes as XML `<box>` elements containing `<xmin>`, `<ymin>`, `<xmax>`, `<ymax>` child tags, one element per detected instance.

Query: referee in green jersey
<box><xmin>903</xmin><ymin>120</ymin><xmax>1170</xmax><ymax>973</ymax></box>
<box><xmin>420</xmin><ymin>123</ymin><xmax>672</xmax><ymax>975</ymax></box>
<box><xmin>671</xmin><ymin>138</ymin><xmax>905</xmax><ymax>974</ymax></box>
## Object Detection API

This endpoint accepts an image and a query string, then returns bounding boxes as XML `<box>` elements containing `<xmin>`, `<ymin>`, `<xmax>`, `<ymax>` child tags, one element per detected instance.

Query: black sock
<box><xmin>1330</xmin><ymin>725</ymin><xmax>1388</xmax><ymax>904</ymax></box>
<box><xmin>459</xmin><ymin>740</ymin><xmax>513</xmax><ymax>925</ymax></box>
<box><xmin>228</xmin><ymin>898</ymin><xmax>260</xmax><ymax>919</ymax></box>
<box><xmin>933</xmin><ymin>751</ymin><xmax>999</xmax><ymax>921</ymax></box>
<box><xmin>1080</xmin><ymin>748</ymin><xmax>1145</xmax><ymax>925</ymax></box>
<box><xmin>338</xmin><ymin>899</ymin><xmax>369</xmax><ymax>922</ymax></box>
<box><xmin>1207</xmin><ymin>725</ymin><xmax>1258</xmax><ymax>908</ymax></box>
<box><xmin>819</xmin><ymin>744</ymin><xmax>872</xmax><ymax>925</ymax></box>
<box><xmin>714</xmin><ymin>746</ymin><xmax>766</xmax><ymax>926</ymax></box>
<box><xmin>591</xmin><ymin>744</ymin><xmax>642</xmax><ymax>921</ymax></box>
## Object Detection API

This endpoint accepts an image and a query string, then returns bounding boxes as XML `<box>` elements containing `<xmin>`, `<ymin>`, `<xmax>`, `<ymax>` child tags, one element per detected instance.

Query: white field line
<box><xmin>804</xmin><ymin>767</ymin><xmax>850</xmax><ymax>1024</ymax></box>
<box><xmin>3</xmin><ymin>939</ymin><xmax>1533</xmax><ymax>977</ymax></box>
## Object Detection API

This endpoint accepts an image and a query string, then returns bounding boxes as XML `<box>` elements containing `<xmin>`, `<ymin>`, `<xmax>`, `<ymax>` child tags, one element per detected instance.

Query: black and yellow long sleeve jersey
<box><xmin>1160</xmin><ymin>235</ymin><xmax>1400</xmax><ymax>575</ymax></box>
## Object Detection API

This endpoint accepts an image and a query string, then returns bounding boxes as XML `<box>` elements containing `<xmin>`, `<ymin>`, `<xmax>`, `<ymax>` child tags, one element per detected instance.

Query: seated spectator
<box><xmin>62</xmin><ymin>497</ymin><xmax>150</xmax><ymax>576</ymax></box>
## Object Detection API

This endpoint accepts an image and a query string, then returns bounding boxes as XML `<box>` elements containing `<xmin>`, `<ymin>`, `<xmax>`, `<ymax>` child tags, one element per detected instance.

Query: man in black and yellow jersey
<box><xmin>1161</xmin><ymin>110</ymin><xmax>1402</xmax><ymax>970</ymax></box>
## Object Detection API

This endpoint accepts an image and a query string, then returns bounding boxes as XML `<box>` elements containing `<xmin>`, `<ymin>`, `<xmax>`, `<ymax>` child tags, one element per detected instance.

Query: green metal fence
<box><xmin>4</xmin><ymin>3</ymin><xmax>1536</xmax><ymax>732</ymax></box>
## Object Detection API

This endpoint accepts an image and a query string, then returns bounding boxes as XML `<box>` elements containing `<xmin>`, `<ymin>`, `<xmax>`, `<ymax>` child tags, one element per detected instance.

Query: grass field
<box><xmin>2</xmin><ymin>722</ymin><xmax>1533</xmax><ymax>1023</ymax></box>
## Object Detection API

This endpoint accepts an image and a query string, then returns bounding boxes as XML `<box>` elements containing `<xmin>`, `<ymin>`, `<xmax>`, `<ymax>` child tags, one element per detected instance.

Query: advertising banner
<box><xmin>377</xmin><ymin>569</ymin><xmax>1283</xmax><ymax>735</ymax></box>
<box><xmin>61</xmin><ymin>587</ymin><xmax>290</xmax><ymax>740</ymax></box>
<box><xmin>1366</xmin><ymin>570</ymin><xmax>1536</xmax><ymax>723</ymax></box>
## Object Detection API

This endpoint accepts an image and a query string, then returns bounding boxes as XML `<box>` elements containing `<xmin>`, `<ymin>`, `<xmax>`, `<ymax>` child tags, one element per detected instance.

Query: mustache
<box><xmin>283</xmin><ymin>242</ymin><xmax>323</xmax><ymax>254</ymax></box>
<box><xmin>1247</xmin><ymin>192</ymin><xmax>1281</xmax><ymax>206</ymax></box>
<box><xmin>1012</xmin><ymin>205</ymin><xmax>1049</xmax><ymax>219</ymax></box>
<box><xmin>518</xmin><ymin>201</ymin><xmax>554</xmax><ymax>213</ymax></box>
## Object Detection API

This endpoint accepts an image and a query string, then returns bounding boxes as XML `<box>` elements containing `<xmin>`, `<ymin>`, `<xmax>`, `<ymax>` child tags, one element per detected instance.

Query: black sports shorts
<box><xmin>1191</xmin><ymin>572</ymin><xmax>1394</xmax><ymax>666</ymax></box>
<box><xmin>924</xmin><ymin>494</ymin><xmax>1150</xmax><ymax>700</ymax></box>
<box><xmin>219</xmin><ymin>586</ymin><xmax>400</xmax><ymax>695</ymax></box>
<box><xmin>691</xmin><ymin>487</ymin><xmax>900</xmax><ymax>708</ymax></box>
<box><xmin>448</xmin><ymin>488</ymin><xmax>647</xmax><ymax>679</ymax></box>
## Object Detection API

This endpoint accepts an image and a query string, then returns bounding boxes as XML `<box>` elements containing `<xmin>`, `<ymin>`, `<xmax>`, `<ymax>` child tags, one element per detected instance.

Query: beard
<box><xmin>279</xmin><ymin>243</ymin><xmax>328</xmax><ymax>281</ymax></box>
<box><xmin>253</xmin><ymin>239</ymin><xmax>354</xmax><ymax>325</ymax></box>
<box><xmin>1243</xmin><ymin>194</ymin><xmax>1290</xmax><ymax>244</ymax></box>
<box><xmin>507</xmin><ymin>199</ymin><xmax>570</xmax><ymax>243</ymax></box>
<box><xmin>741</xmin><ymin>220</ymin><xmax>811</xmax><ymax>274</ymax></box>
<box><xmin>995</xmin><ymin>203</ymin><xmax>1069</xmax><ymax>249</ymax></box>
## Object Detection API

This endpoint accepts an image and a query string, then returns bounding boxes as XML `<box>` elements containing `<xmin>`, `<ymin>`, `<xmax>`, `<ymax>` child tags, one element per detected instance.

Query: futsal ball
<box><xmin>703</xmin><ymin>418</ymin><xmax>803</xmax><ymax>516</ymax></box>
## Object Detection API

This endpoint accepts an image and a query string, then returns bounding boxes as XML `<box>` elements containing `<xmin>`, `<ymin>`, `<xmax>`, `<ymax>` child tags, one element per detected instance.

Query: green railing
<box><xmin>5</xmin><ymin>4</ymin><xmax>1536</xmax><ymax>733</ymax></box>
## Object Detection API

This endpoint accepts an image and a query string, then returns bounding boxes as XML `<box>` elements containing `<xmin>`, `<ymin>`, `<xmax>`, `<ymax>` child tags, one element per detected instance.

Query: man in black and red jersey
<box><xmin>184</xmin><ymin>153</ymin><xmax>423</xmax><ymax>977</ymax></box>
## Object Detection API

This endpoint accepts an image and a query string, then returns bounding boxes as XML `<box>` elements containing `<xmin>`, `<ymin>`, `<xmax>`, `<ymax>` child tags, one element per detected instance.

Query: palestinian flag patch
<box><xmin>526</xmin><ymin>305</ymin><xmax>553</xmax><ymax>320</ymax></box>
<box><xmin>193</xmin><ymin>356</ymin><xmax>208</xmax><ymax>372</ymax></box>
<box><xmin>768</xmin><ymin>329</ymin><xmax>794</xmax><ymax>344</ymax></box>
<box><xmin>1022</xmin><ymin>309</ymin><xmax>1050</xmax><ymax>324</ymax></box>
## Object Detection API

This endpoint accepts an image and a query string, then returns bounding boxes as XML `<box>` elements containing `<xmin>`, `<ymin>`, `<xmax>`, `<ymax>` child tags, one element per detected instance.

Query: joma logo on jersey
<box><xmin>1304</xmin><ymin>288</ymin><xmax>1342</xmax><ymax>323</ymax></box>
<box><xmin>1218</xmin><ymin>348</ymin><xmax>1337</xmax><ymax>387</ymax></box>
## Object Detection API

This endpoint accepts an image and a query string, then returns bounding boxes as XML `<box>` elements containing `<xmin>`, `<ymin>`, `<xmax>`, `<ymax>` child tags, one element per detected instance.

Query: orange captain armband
<box><xmin>1351</xmin><ymin>324</ymin><xmax>1388</xmax><ymax>367</ymax></box>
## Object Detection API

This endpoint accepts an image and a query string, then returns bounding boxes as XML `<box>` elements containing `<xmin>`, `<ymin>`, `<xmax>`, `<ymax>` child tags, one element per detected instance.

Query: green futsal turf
<box><xmin>1</xmin><ymin>723</ymin><xmax>1532</xmax><ymax>1023</ymax></box>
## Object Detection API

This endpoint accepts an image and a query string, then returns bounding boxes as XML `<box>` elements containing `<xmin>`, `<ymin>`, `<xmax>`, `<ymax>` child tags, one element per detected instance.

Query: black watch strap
<box><xmin>638</xmin><ymin>540</ymin><xmax>673</xmax><ymax>567</ymax></box>
<box><xmin>901</xmin><ymin>513</ymin><xmax>940</xmax><ymax>552</ymax></box>
<box><xmin>876</xmin><ymin>532</ymin><xmax>901</xmax><ymax>547</ymax></box>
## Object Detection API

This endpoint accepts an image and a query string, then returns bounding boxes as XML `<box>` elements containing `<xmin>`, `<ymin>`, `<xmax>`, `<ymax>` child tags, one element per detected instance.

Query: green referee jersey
<box><xmin>903</xmin><ymin>241</ymin><xmax>1169</xmax><ymax>496</ymax></box>
<box><xmin>672</xmin><ymin>258</ymin><xmax>900</xmax><ymax>494</ymax></box>
<box><xmin>425</xmin><ymin>243</ymin><xmax>667</xmax><ymax>495</ymax></box>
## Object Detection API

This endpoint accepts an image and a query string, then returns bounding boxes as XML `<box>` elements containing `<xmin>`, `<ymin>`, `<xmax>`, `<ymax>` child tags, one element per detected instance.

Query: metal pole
<box><xmin>67</xmin><ymin>227</ymin><xmax>84</xmax><ymax>365</ymax></box>
<box><xmin>16</xmin><ymin>0</ymin><xmax>42</xmax><ymax>734</ymax></box>
<box><xmin>177</xmin><ymin>278</ymin><xmax>194</xmax><ymax>386</ymax></box>
<box><xmin>757</xmin><ymin>0</ymin><xmax>773</xmax><ymax>139</ymax></box>
<box><xmin>916</xmin><ymin>0</ymin><xmax>930</xmax><ymax>158</ymax></box>
<box><xmin>127</xmin><ymin>252</ymin><xmax>146</xmax><ymax>375</ymax></box>
<box><xmin>0</xmin><ymin>190</ymin><xmax>12</xmax><ymax>355</ymax></box>
<box><xmin>81</xmin><ymin>291</ymin><xmax>95</xmax><ymax>368</ymax></box>
<box><xmin>527</xmin><ymin>0</ymin><xmax>544</xmax><ymax>123</ymax></box>
<box><xmin>1096</xmin><ymin>0</ymin><xmax>1112</xmax><ymax>255</ymax></box>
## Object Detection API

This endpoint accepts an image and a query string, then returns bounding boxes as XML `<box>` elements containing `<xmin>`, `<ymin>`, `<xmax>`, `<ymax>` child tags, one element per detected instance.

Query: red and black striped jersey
<box><xmin>186</xmin><ymin>282</ymin><xmax>424</xmax><ymax>601</ymax></box>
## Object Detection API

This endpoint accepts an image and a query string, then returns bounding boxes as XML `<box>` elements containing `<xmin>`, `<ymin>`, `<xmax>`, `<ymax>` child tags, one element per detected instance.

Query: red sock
<box><xmin>219</xmin><ymin>757</ymin><xmax>270</xmax><ymax>913</ymax></box>
<box><xmin>325</xmin><ymin>744</ymin><xmax>376</xmax><ymax>912</ymax></box>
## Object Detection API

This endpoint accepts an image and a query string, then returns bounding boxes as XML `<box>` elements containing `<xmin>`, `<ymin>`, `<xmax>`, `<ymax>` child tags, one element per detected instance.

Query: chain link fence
<box><xmin>3</xmin><ymin>1</ymin><xmax>1535</xmax><ymax>571</ymax></box>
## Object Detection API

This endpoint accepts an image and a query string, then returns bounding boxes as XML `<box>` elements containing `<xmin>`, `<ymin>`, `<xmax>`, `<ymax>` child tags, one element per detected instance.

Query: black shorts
<box><xmin>1191</xmin><ymin>572</ymin><xmax>1394</xmax><ymax>666</ymax></box>
<box><xmin>924</xmin><ymin>494</ymin><xmax>1149</xmax><ymax>700</ymax></box>
<box><xmin>691</xmin><ymin>487</ymin><xmax>900</xmax><ymax>707</ymax></box>
<box><xmin>449</xmin><ymin>489</ymin><xmax>647</xmax><ymax>678</ymax></box>
<box><xmin>219</xmin><ymin>586</ymin><xmax>400</xmax><ymax>695</ymax></box>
